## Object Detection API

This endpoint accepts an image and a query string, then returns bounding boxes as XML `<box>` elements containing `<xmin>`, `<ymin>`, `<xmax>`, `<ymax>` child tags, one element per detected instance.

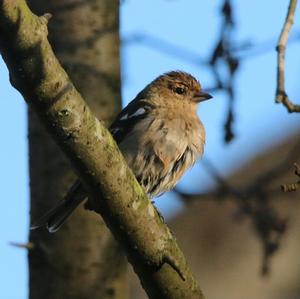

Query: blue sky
<box><xmin>1</xmin><ymin>0</ymin><xmax>300</xmax><ymax>298</ymax></box>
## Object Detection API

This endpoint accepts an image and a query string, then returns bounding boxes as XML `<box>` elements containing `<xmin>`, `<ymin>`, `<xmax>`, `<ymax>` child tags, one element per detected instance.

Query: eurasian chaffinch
<box><xmin>32</xmin><ymin>71</ymin><xmax>212</xmax><ymax>232</ymax></box>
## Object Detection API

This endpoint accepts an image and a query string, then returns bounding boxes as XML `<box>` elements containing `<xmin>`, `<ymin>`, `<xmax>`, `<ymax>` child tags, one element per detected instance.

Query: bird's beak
<box><xmin>193</xmin><ymin>91</ymin><xmax>213</xmax><ymax>103</ymax></box>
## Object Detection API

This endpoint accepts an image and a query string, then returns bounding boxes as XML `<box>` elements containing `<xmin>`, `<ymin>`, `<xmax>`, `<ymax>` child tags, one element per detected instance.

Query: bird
<box><xmin>31</xmin><ymin>71</ymin><xmax>212</xmax><ymax>232</ymax></box>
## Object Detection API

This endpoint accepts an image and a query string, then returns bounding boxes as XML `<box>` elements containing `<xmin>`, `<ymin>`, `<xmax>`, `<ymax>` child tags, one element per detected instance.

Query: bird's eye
<box><xmin>174</xmin><ymin>87</ymin><xmax>185</xmax><ymax>95</ymax></box>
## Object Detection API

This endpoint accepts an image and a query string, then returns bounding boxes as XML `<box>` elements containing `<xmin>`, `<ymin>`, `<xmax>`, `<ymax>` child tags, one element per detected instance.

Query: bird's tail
<box><xmin>30</xmin><ymin>180</ymin><xmax>87</xmax><ymax>233</ymax></box>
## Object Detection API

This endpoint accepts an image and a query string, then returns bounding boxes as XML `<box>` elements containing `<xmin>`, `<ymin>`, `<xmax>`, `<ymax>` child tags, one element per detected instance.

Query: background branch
<box><xmin>275</xmin><ymin>0</ymin><xmax>300</xmax><ymax>112</ymax></box>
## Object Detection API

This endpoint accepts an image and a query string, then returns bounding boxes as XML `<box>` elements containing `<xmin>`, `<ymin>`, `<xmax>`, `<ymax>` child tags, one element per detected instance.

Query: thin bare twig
<box><xmin>10</xmin><ymin>242</ymin><xmax>35</xmax><ymax>250</ymax></box>
<box><xmin>275</xmin><ymin>0</ymin><xmax>300</xmax><ymax>113</ymax></box>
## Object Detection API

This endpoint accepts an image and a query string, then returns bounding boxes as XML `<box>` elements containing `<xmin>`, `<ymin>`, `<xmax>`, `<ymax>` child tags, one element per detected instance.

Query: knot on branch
<box><xmin>275</xmin><ymin>89</ymin><xmax>287</xmax><ymax>103</ymax></box>
<box><xmin>276</xmin><ymin>44</ymin><xmax>286</xmax><ymax>52</ymax></box>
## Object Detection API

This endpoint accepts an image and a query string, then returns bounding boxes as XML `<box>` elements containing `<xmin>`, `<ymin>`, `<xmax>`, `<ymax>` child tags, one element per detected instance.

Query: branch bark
<box><xmin>0</xmin><ymin>1</ymin><xmax>205</xmax><ymax>298</ymax></box>
<box><xmin>275</xmin><ymin>0</ymin><xmax>300</xmax><ymax>113</ymax></box>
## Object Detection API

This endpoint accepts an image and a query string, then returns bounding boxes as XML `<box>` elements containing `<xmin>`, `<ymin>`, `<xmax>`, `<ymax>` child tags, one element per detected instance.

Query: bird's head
<box><xmin>144</xmin><ymin>71</ymin><xmax>212</xmax><ymax>107</ymax></box>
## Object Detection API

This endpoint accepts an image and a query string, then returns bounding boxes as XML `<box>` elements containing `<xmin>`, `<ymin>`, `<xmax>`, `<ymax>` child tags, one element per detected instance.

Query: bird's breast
<box><xmin>118</xmin><ymin>110</ymin><xmax>205</xmax><ymax>197</ymax></box>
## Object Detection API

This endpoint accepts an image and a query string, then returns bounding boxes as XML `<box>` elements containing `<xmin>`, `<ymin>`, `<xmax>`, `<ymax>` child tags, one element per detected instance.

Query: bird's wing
<box><xmin>109</xmin><ymin>98</ymin><xmax>154</xmax><ymax>144</ymax></box>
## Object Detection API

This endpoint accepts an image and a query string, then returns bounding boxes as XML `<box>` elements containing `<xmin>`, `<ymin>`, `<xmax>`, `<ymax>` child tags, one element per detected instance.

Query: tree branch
<box><xmin>0</xmin><ymin>1</ymin><xmax>205</xmax><ymax>298</ymax></box>
<box><xmin>275</xmin><ymin>0</ymin><xmax>300</xmax><ymax>113</ymax></box>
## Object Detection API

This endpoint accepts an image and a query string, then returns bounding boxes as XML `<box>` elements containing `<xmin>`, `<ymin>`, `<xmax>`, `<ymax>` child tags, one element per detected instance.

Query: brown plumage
<box><xmin>31</xmin><ymin>71</ymin><xmax>212</xmax><ymax>232</ymax></box>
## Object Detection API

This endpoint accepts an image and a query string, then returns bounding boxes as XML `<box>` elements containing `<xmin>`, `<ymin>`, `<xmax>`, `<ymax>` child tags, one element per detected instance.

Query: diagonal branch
<box><xmin>275</xmin><ymin>0</ymin><xmax>300</xmax><ymax>113</ymax></box>
<box><xmin>0</xmin><ymin>1</ymin><xmax>205</xmax><ymax>298</ymax></box>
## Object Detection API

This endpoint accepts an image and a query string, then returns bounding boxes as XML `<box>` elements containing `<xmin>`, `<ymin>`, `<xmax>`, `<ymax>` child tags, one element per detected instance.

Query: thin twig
<box><xmin>10</xmin><ymin>242</ymin><xmax>35</xmax><ymax>250</ymax></box>
<box><xmin>275</xmin><ymin>0</ymin><xmax>300</xmax><ymax>113</ymax></box>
